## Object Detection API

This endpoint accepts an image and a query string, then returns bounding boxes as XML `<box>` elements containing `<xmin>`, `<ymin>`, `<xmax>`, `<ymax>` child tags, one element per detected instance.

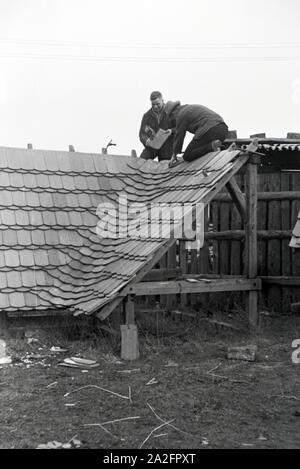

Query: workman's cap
<box><xmin>164</xmin><ymin>100</ymin><xmax>181</xmax><ymax>117</ymax></box>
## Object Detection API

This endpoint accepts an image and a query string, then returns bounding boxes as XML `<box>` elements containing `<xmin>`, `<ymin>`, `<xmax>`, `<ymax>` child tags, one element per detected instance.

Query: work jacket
<box><xmin>173</xmin><ymin>104</ymin><xmax>226</xmax><ymax>155</ymax></box>
<box><xmin>139</xmin><ymin>107</ymin><xmax>173</xmax><ymax>147</ymax></box>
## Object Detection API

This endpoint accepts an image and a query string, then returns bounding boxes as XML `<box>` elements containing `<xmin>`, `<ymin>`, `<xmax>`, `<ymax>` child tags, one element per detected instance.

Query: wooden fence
<box><xmin>139</xmin><ymin>169</ymin><xmax>300</xmax><ymax>313</ymax></box>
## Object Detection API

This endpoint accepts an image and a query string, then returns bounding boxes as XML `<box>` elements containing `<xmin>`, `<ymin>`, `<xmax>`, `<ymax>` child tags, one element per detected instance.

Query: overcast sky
<box><xmin>0</xmin><ymin>0</ymin><xmax>299</xmax><ymax>155</ymax></box>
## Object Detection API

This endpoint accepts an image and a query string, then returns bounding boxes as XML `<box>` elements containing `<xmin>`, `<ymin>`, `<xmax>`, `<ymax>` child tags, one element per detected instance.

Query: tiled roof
<box><xmin>259</xmin><ymin>143</ymin><xmax>300</xmax><ymax>152</ymax></box>
<box><xmin>0</xmin><ymin>145</ymin><xmax>244</xmax><ymax>316</ymax></box>
<box><xmin>290</xmin><ymin>211</ymin><xmax>300</xmax><ymax>248</ymax></box>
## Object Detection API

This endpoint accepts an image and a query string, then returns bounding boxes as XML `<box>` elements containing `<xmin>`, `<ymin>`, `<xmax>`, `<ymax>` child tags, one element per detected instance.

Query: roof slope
<box><xmin>0</xmin><ymin>145</ymin><xmax>244</xmax><ymax>315</ymax></box>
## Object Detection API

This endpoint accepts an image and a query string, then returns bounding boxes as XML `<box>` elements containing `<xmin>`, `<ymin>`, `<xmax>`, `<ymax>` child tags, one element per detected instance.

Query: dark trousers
<box><xmin>140</xmin><ymin>138</ymin><xmax>173</xmax><ymax>161</ymax></box>
<box><xmin>183</xmin><ymin>123</ymin><xmax>229</xmax><ymax>162</ymax></box>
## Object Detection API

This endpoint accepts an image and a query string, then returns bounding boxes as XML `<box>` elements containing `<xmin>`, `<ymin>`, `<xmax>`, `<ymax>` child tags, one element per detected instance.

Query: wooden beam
<box><xmin>200</xmin><ymin>229</ymin><xmax>292</xmax><ymax>241</ymax></box>
<box><xmin>245</xmin><ymin>155</ymin><xmax>258</xmax><ymax>330</ymax></box>
<box><xmin>142</xmin><ymin>268</ymin><xmax>181</xmax><ymax>282</ymax></box>
<box><xmin>260</xmin><ymin>276</ymin><xmax>300</xmax><ymax>286</ymax></box>
<box><xmin>128</xmin><ymin>278</ymin><xmax>261</xmax><ymax>296</ymax></box>
<box><xmin>214</xmin><ymin>191</ymin><xmax>300</xmax><ymax>202</ymax></box>
<box><xmin>225</xmin><ymin>176</ymin><xmax>246</xmax><ymax>222</ymax></box>
<box><xmin>124</xmin><ymin>294</ymin><xmax>135</xmax><ymax>324</ymax></box>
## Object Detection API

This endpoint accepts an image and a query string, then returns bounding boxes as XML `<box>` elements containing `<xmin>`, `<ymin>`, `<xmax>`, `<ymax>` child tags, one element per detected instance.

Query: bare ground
<box><xmin>0</xmin><ymin>309</ymin><xmax>300</xmax><ymax>450</ymax></box>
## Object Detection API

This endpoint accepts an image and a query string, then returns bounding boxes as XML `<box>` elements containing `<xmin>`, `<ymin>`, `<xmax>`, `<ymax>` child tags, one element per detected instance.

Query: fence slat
<box><xmin>281</xmin><ymin>172</ymin><xmax>292</xmax><ymax>311</ymax></box>
<box><xmin>291</xmin><ymin>173</ymin><xmax>300</xmax><ymax>303</ymax></box>
<box><xmin>267</xmin><ymin>173</ymin><xmax>282</xmax><ymax>310</ymax></box>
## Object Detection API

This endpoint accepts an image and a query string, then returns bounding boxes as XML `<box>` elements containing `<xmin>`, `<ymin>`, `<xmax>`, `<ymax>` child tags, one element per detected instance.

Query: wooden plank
<box><xmin>202</xmin><ymin>229</ymin><xmax>292</xmax><ymax>240</ymax></box>
<box><xmin>266</xmin><ymin>172</ymin><xmax>282</xmax><ymax>311</ymax></box>
<box><xmin>198</xmin><ymin>206</ymin><xmax>210</xmax><ymax>309</ymax></box>
<box><xmin>261</xmin><ymin>276</ymin><xmax>300</xmax><ymax>286</ymax></box>
<box><xmin>280</xmin><ymin>172</ymin><xmax>292</xmax><ymax>311</ymax></box>
<box><xmin>159</xmin><ymin>253</ymin><xmax>168</xmax><ymax>308</ymax></box>
<box><xmin>179</xmin><ymin>240</ymin><xmax>188</xmax><ymax>307</ymax></box>
<box><xmin>291</xmin><ymin>172</ymin><xmax>300</xmax><ymax>303</ymax></box>
<box><xmin>219</xmin><ymin>199</ymin><xmax>231</xmax><ymax>275</ymax></box>
<box><xmin>245</xmin><ymin>158</ymin><xmax>258</xmax><ymax>329</ymax></box>
<box><xmin>166</xmin><ymin>243</ymin><xmax>178</xmax><ymax>309</ymax></box>
<box><xmin>129</xmin><ymin>278</ymin><xmax>261</xmax><ymax>295</ymax></box>
<box><xmin>211</xmin><ymin>201</ymin><xmax>219</xmax><ymax>274</ymax></box>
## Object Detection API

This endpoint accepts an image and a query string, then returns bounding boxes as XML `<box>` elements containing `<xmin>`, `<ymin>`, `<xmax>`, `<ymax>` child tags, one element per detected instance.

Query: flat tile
<box><xmin>39</xmin><ymin>193</ymin><xmax>54</xmax><ymax>208</ymax></box>
<box><xmin>33</xmin><ymin>250</ymin><xmax>49</xmax><ymax>266</ymax></box>
<box><xmin>45</xmin><ymin>230</ymin><xmax>59</xmax><ymax>246</ymax></box>
<box><xmin>25</xmin><ymin>191</ymin><xmax>40</xmax><ymax>207</ymax></box>
<box><xmin>48</xmin><ymin>174</ymin><xmax>63</xmax><ymax>190</ymax></box>
<box><xmin>8</xmin><ymin>172</ymin><xmax>24</xmax><ymax>188</ymax></box>
<box><xmin>12</xmin><ymin>191</ymin><xmax>27</xmax><ymax>207</ymax></box>
<box><xmin>6</xmin><ymin>271</ymin><xmax>22</xmax><ymax>288</ymax></box>
<box><xmin>19</xmin><ymin>249</ymin><xmax>35</xmax><ymax>266</ymax></box>
<box><xmin>55</xmin><ymin>211</ymin><xmax>70</xmax><ymax>226</ymax></box>
<box><xmin>21</xmin><ymin>270</ymin><xmax>37</xmax><ymax>288</ymax></box>
<box><xmin>23</xmin><ymin>173</ymin><xmax>38</xmax><ymax>189</ymax></box>
<box><xmin>9</xmin><ymin>292</ymin><xmax>26</xmax><ymax>308</ymax></box>
<box><xmin>0</xmin><ymin>292</ymin><xmax>9</xmax><ymax>309</ymax></box>
<box><xmin>0</xmin><ymin>190</ymin><xmax>13</xmax><ymax>207</ymax></box>
<box><xmin>28</xmin><ymin>211</ymin><xmax>44</xmax><ymax>226</ymax></box>
<box><xmin>15</xmin><ymin>211</ymin><xmax>30</xmax><ymax>226</ymax></box>
<box><xmin>42</xmin><ymin>211</ymin><xmax>57</xmax><ymax>226</ymax></box>
<box><xmin>31</xmin><ymin>230</ymin><xmax>46</xmax><ymax>246</ymax></box>
<box><xmin>0</xmin><ymin>172</ymin><xmax>10</xmax><ymax>187</ymax></box>
<box><xmin>2</xmin><ymin>230</ymin><xmax>18</xmax><ymax>246</ymax></box>
<box><xmin>4</xmin><ymin>249</ymin><xmax>20</xmax><ymax>267</ymax></box>
<box><xmin>0</xmin><ymin>271</ymin><xmax>8</xmax><ymax>288</ymax></box>
<box><xmin>17</xmin><ymin>230</ymin><xmax>32</xmax><ymax>246</ymax></box>
<box><xmin>1</xmin><ymin>209</ymin><xmax>16</xmax><ymax>225</ymax></box>
<box><xmin>36</xmin><ymin>174</ymin><xmax>50</xmax><ymax>189</ymax></box>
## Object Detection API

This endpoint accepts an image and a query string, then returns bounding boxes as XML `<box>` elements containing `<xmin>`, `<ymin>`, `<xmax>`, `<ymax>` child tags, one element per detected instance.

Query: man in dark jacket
<box><xmin>139</xmin><ymin>91</ymin><xmax>174</xmax><ymax>161</ymax></box>
<box><xmin>164</xmin><ymin>101</ymin><xmax>229</xmax><ymax>164</ymax></box>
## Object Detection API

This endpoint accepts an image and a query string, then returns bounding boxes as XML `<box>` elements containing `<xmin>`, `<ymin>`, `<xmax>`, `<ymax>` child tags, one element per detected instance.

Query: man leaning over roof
<box><xmin>139</xmin><ymin>91</ymin><xmax>174</xmax><ymax>161</ymax></box>
<box><xmin>164</xmin><ymin>100</ymin><xmax>229</xmax><ymax>164</ymax></box>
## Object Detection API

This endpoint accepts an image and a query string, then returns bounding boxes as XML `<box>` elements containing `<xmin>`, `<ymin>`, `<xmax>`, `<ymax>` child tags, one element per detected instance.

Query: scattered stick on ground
<box><xmin>83</xmin><ymin>417</ymin><xmax>141</xmax><ymax>442</ymax></box>
<box><xmin>147</xmin><ymin>403</ymin><xmax>203</xmax><ymax>441</ymax></box>
<box><xmin>205</xmin><ymin>362</ymin><xmax>251</xmax><ymax>385</ymax></box>
<box><xmin>271</xmin><ymin>394</ymin><xmax>300</xmax><ymax>401</ymax></box>
<box><xmin>83</xmin><ymin>416</ymin><xmax>140</xmax><ymax>427</ymax></box>
<box><xmin>64</xmin><ymin>384</ymin><xmax>132</xmax><ymax>402</ymax></box>
<box><xmin>139</xmin><ymin>419</ymin><xmax>175</xmax><ymax>449</ymax></box>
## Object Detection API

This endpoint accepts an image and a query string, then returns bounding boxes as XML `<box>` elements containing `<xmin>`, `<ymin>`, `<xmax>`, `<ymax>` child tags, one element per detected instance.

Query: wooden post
<box><xmin>121</xmin><ymin>295</ymin><xmax>139</xmax><ymax>360</ymax></box>
<box><xmin>245</xmin><ymin>155</ymin><xmax>259</xmax><ymax>330</ymax></box>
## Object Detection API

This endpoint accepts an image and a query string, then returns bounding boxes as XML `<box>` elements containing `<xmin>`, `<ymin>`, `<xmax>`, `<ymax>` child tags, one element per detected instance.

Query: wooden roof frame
<box><xmin>96</xmin><ymin>141</ymin><xmax>261</xmax><ymax>331</ymax></box>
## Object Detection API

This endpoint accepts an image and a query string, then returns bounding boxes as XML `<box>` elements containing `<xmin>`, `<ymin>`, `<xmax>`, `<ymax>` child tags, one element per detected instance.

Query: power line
<box><xmin>0</xmin><ymin>38</ymin><xmax>300</xmax><ymax>50</ymax></box>
<box><xmin>0</xmin><ymin>52</ymin><xmax>299</xmax><ymax>63</ymax></box>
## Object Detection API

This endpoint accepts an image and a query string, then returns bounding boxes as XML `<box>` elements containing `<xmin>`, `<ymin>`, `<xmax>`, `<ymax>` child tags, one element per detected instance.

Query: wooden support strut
<box><xmin>225</xmin><ymin>176</ymin><xmax>246</xmax><ymax>222</ymax></box>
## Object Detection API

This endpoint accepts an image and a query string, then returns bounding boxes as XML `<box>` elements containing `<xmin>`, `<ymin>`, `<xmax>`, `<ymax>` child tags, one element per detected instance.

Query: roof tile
<box><xmin>28</xmin><ymin>211</ymin><xmax>44</xmax><ymax>226</ymax></box>
<box><xmin>36</xmin><ymin>174</ymin><xmax>50</xmax><ymax>189</ymax></box>
<box><xmin>4</xmin><ymin>250</ymin><xmax>20</xmax><ymax>267</ymax></box>
<box><xmin>1</xmin><ymin>209</ymin><xmax>16</xmax><ymax>225</ymax></box>
<box><xmin>6</xmin><ymin>271</ymin><xmax>22</xmax><ymax>288</ymax></box>
<box><xmin>8</xmin><ymin>172</ymin><xmax>24</xmax><ymax>188</ymax></box>
<box><xmin>17</xmin><ymin>230</ymin><xmax>32</xmax><ymax>246</ymax></box>
<box><xmin>25</xmin><ymin>191</ymin><xmax>40</xmax><ymax>207</ymax></box>
<box><xmin>19</xmin><ymin>249</ymin><xmax>35</xmax><ymax>266</ymax></box>
<box><xmin>15</xmin><ymin>211</ymin><xmax>30</xmax><ymax>226</ymax></box>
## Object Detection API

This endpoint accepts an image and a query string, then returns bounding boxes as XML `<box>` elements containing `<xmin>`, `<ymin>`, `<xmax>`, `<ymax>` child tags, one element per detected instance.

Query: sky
<box><xmin>0</xmin><ymin>0</ymin><xmax>300</xmax><ymax>155</ymax></box>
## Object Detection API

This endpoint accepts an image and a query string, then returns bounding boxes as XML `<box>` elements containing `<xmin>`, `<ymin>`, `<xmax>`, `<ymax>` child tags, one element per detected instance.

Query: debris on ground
<box><xmin>227</xmin><ymin>345</ymin><xmax>257</xmax><ymax>362</ymax></box>
<box><xmin>50</xmin><ymin>346</ymin><xmax>68</xmax><ymax>353</ymax></box>
<box><xmin>58</xmin><ymin>357</ymin><xmax>99</xmax><ymax>369</ymax></box>
<box><xmin>36</xmin><ymin>437</ymin><xmax>81</xmax><ymax>449</ymax></box>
